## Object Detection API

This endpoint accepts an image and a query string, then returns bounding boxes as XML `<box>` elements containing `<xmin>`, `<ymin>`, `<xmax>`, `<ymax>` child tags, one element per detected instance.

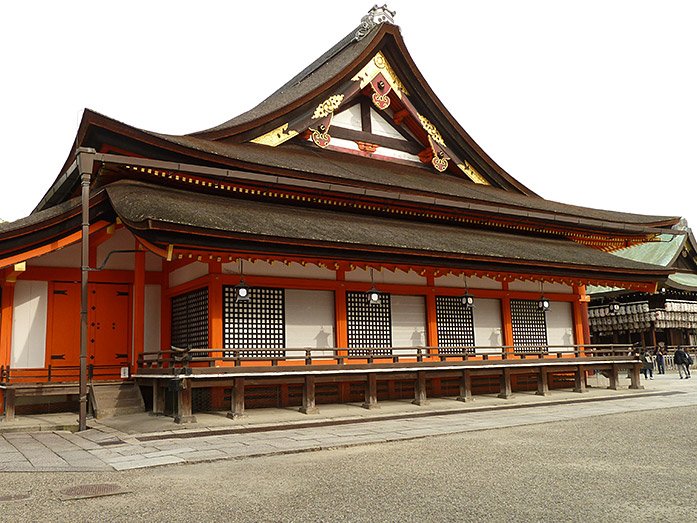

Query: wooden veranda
<box><xmin>135</xmin><ymin>344</ymin><xmax>642</xmax><ymax>423</ymax></box>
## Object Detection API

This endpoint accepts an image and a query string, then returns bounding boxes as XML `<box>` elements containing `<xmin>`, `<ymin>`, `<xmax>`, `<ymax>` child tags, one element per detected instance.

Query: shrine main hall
<box><xmin>0</xmin><ymin>7</ymin><xmax>680</xmax><ymax>424</ymax></box>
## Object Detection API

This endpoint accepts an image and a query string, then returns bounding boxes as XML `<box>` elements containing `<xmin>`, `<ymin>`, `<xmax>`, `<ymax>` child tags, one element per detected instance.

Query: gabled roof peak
<box><xmin>355</xmin><ymin>5</ymin><xmax>396</xmax><ymax>41</ymax></box>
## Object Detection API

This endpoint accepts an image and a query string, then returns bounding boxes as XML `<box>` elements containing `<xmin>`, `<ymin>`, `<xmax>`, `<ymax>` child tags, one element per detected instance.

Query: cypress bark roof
<box><xmin>105</xmin><ymin>180</ymin><xmax>670</xmax><ymax>278</ymax></box>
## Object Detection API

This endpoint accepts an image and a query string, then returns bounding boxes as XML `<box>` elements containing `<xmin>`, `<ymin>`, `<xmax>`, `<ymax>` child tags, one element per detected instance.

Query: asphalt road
<box><xmin>1</xmin><ymin>405</ymin><xmax>696</xmax><ymax>522</ymax></box>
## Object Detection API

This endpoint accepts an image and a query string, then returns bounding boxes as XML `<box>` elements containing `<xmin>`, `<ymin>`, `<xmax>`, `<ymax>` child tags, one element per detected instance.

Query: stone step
<box><xmin>90</xmin><ymin>382</ymin><xmax>145</xmax><ymax>419</ymax></box>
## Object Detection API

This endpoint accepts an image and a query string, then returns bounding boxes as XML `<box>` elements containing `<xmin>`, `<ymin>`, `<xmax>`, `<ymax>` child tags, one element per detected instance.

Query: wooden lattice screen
<box><xmin>510</xmin><ymin>299</ymin><xmax>548</xmax><ymax>352</ymax></box>
<box><xmin>435</xmin><ymin>296</ymin><xmax>475</xmax><ymax>353</ymax></box>
<box><xmin>223</xmin><ymin>286</ymin><xmax>285</xmax><ymax>358</ymax></box>
<box><xmin>346</xmin><ymin>291</ymin><xmax>392</xmax><ymax>355</ymax></box>
<box><xmin>171</xmin><ymin>287</ymin><xmax>209</xmax><ymax>351</ymax></box>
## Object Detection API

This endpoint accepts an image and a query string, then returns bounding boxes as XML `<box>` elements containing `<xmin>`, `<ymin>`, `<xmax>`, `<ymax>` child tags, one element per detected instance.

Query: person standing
<box><xmin>655</xmin><ymin>348</ymin><xmax>666</xmax><ymax>375</ymax></box>
<box><xmin>640</xmin><ymin>350</ymin><xmax>654</xmax><ymax>380</ymax></box>
<box><xmin>674</xmin><ymin>346</ymin><xmax>689</xmax><ymax>379</ymax></box>
<box><xmin>685</xmin><ymin>350</ymin><xmax>693</xmax><ymax>378</ymax></box>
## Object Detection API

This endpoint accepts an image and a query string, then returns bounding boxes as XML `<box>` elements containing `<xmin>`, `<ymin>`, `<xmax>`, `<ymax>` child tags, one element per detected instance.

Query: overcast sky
<box><xmin>1</xmin><ymin>1</ymin><xmax>695</xmax><ymax>228</ymax></box>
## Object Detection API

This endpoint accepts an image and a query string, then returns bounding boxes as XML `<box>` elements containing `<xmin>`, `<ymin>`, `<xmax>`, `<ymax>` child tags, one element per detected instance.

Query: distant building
<box><xmin>589</xmin><ymin>220</ymin><xmax>697</xmax><ymax>347</ymax></box>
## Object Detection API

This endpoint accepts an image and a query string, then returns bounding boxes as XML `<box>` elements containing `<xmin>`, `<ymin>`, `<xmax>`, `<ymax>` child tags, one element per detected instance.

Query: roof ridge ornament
<box><xmin>355</xmin><ymin>5</ymin><xmax>396</xmax><ymax>41</ymax></box>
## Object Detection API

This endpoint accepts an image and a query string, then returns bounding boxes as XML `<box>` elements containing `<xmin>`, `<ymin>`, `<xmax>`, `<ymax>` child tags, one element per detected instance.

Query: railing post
<box><xmin>362</xmin><ymin>374</ymin><xmax>379</xmax><ymax>409</ymax></box>
<box><xmin>305</xmin><ymin>349</ymin><xmax>312</xmax><ymax>366</ymax></box>
<box><xmin>47</xmin><ymin>365</ymin><xmax>52</xmax><ymax>383</ymax></box>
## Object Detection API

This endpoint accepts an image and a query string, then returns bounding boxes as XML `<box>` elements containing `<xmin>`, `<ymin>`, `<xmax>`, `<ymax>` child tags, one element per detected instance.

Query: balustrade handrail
<box><xmin>0</xmin><ymin>364</ymin><xmax>124</xmax><ymax>385</ymax></box>
<box><xmin>136</xmin><ymin>343</ymin><xmax>638</xmax><ymax>370</ymax></box>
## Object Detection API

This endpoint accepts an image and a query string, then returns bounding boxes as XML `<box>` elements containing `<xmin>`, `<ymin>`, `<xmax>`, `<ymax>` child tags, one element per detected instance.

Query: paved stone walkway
<box><xmin>1</xmin><ymin>373</ymin><xmax>695</xmax><ymax>472</ymax></box>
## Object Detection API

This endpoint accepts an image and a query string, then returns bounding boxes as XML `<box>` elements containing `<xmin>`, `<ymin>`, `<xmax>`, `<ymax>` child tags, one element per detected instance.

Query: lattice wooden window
<box><xmin>223</xmin><ymin>286</ymin><xmax>285</xmax><ymax>358</ymax></box>
<box><xmin>171</xmin><ymin>288</ymin><xmax>209</xmax><ymax>351</ymax></box>
<box><xmin>435</xmin><ymin>296</ymin><xmax>475</xmax><ymax>354</ymax></box>
<box><xmin>510</xmin><ymin>299</ymin><xmax>548</xmax><ymax>353</ymax></box>
<box><xmin>346</xmin><ymin>291</ymin><xmax>392</xmax><ymax>355</ymax></box>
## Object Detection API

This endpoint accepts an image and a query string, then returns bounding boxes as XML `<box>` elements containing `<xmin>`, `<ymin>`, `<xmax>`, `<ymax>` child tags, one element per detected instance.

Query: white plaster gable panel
<box><xmin>11</xmin><ymin>280</ymin><xmax>47</xmax><ymax>368</ymax></box>
<box><xmin>28</xmin><ymin>242</ymin><xmax>81</xmax><ymax>268</ymax></box>
<box><xmin>435</xmin><ymin>274</ymin><xmax>501</xmax><ymax>289</ymax></box>
<box><xmin>169</xmin><ymin>262</ymin><xmax>208</xmax><ymax>288</ymax></box>
<box><xmin>331</xmin><ymin>104</ymin><xmax>362</xmax><ymax>131</ymax></box>
<box><xmin>370</xmin><ymin>108</ymin><xmax>407</xmax><ymax>141</ymax></box>
<box><xmin>222</xmin><ymin>260</ymin><xmax>335</xmax><ymax>280</ymax></box>
<box><xmin>145</xmin><ymin>252</ymin><xmax>163</xmax><ymax>272</ymax></box>
<box><xmin>97</xmin><ymin>228</ymin><xmax>135</xmax><ymax>271</ymax></box>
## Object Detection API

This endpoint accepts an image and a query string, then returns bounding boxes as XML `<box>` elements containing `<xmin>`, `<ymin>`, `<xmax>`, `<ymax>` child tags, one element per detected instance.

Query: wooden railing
<box><xmin>0</xmin><ymin>364</ymin><xmax>124</xmax><ymax>385</ymax></box>
<box><xmin>137</xmin><ymin>344</ymin><xmax>638</xmax><ymax>371</ymax></box>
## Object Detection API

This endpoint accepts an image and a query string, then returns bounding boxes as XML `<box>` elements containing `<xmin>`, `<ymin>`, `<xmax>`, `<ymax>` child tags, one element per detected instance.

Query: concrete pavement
<box><xmin>1</xmin><ymin>371</ymin><xmax>695</xmax><ymax>472</ymax></box>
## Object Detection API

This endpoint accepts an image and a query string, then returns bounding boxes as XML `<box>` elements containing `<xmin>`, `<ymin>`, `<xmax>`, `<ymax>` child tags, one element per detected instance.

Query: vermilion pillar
<box><xmin>133</xmin><ymin>247</ymin><xmax>145</xmax><ymax>373</ymax></box>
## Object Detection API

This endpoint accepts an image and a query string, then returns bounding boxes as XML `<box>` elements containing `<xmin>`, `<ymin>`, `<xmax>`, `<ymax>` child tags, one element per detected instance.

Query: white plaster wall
<box><xmin>508</xmin><ymin>280</ymin><xmax>573</xmax><ymax>293</ymax></box>
<box><xmin>391</xmin><ymin>295</ymin><xmax>426</xmax><ymax>354</ymax></box>
<box><xmin>144</xmin><ymin>285</ymin><xmax>161</xmax><ymax>353</ymax></box>
<box><xmin>473</xmin><ymin>298</ymin><xmax>503</xmax><ymax>354</ymax></box>
<box><xmin>435</xmin><ymin>274</ymin><xmax>501</xmax><ymax>289</ymax></box>
<box><xmin>346</xmin><ymin>268</ymin><xmax>426</xmax><ymax>285</ymax></box>
<box><xmin>29</xmin><ymin>242</ymin><xmax>81</xmax><ymax>268</ymax></box>
<box><xmin>331</xmin><ymin>104</ymin><xmax>362</xmax><ymax>131</ymax></box>
<box><xmin>285</xmin><ymin>289</ymin><xmax>335</xmax><ymax>357</ymax></box>
<box><xmin>169</xmin><ymin>262</ymin><xmax>208</xmax><ymax>288</ymax></box>
<box><xmin>222</xmin><ymin>260</ymin><xmax>335</xmax><ymax>280</ymax></box>
<box><xmin>11</xmin><ymin>281</ymin><xmax>47</xmax><ymax>368</ymax></box>
<box><xmin>145</xmin><ymin>252</ymin><xmax>163</xmax><ymax>273</ymax></box>
<box><xmin>546</xmin><ymin>301</ymin><xmax>575</xmax><ymax>352</ymax></box>
<box><xmin>97</xmin><ymin>228</ymin><xmax>135</xmax><ymax>270</ymax></box>
<box><xmin>370</xmin><ymin>108</ymin><xmax>407</xmax><ymax>140</ymax></box>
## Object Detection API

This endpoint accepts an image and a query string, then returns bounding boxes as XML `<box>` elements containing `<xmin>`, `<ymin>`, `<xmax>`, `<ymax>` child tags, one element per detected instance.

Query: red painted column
<box><xmin>0</xmin><ymin>282</ymin><xmax>14</xmax><ymax>368</ymax></box>
<box><xmin>426</xmin><ymin>273</ymin><xmax>438</xmax><ymax>352</ymax></box>
<box><xmin>133</xmin><ymin>247</ymin><xmax>145</xmax><ymax>374</ymax></box>
<box><xmin>160</xmin><ymin>263</ymin><xmax>171</xmax><ymax>350</ymax></box>
<box><xmin>208</xmin><ymin>261</ymin><xmax>223</xmax><ymax>364</ymax></box>
<box><xmin>501</xmin><ymin>282</ymin><xmax>514</xmax><ymax>357</ymax></box>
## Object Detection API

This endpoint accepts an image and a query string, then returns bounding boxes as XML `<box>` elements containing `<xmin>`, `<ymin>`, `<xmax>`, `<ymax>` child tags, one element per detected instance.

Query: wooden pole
<box><xmin>536</xmin><ymin>368</ymin><xmax>550</xmax><ymax>396</ymax></box>
<box><xmin>362</xmin><ymin>373</ymin><xmax>379</xmax><ymax>409</ymax></box>
<box><xmin>608</xmin><ymin>364</ymin><xmax>619</xmax><ymax>390</ymax></box>
<box><xmin>498</xmin><ymin>368</ymin><xmax>512</xmax><ymax>399</ymax></box>
<box><xmin>227</xmin><ymin>378</ymin><xmax>245</xmax><ymax>419</ymax></box>
<box><xmin>574</xmin><ymin>365</ymin><xmax>587</xmax><ymax>393</ymax></box>
<box><xmin>413</xmin><ymin>371</ymin><xmax>428</xmax><ymax>405</ymax></box>
<box><xmin>174</xmin><ymin>379</ymin><xmax>196</xmax><ymax>423</ymax></box>
<box><xmin>456</xmin><ymin>369</ymin><xmax>472</xmax><ymax>402</ymax></box>
<box><xmin>300</xmin><ymin>375</ymin><xmax>319</xmax><ymax>414</ymax></box>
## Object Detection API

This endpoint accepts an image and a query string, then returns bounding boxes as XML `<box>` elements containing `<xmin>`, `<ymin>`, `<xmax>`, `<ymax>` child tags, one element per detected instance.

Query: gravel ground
<box><xmin>1</xmin><ymin>406</ymin><xmax>696</xmax><ymax>522</ymax></box>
